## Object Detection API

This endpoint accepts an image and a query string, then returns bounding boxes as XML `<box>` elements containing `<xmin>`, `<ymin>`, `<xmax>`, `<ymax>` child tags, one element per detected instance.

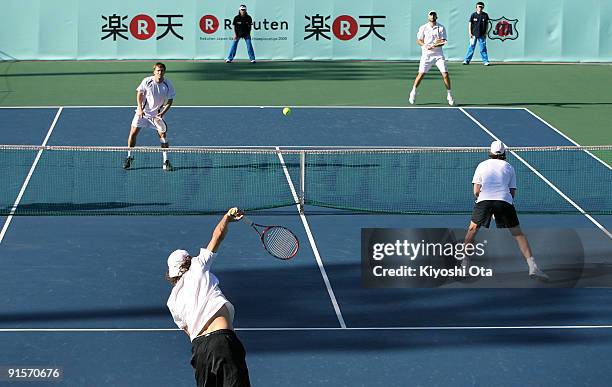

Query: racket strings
<box><xmin>263</xmin><ymin>226</ymin><xmax>299</xmax><ymax>259</ymax></box>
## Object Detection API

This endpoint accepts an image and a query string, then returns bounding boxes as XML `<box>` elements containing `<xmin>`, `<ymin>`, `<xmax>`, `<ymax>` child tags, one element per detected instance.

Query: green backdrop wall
<box><xmin>2</xmin><ymin>0</ymin><xmax>610</xmax><ymax>61</ymax></box>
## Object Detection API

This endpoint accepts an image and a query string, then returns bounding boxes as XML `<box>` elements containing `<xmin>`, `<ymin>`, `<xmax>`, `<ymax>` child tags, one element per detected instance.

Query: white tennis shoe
<box><xmin>409</xmin><ymin>90</ymin><xmax>416</xmax><ymax>105</ymax></box>
<box><xmin>529</xmin><ymin>266</ymin><xmax>549</xmax><ymax>281</ymax></box>
<box><xmin>447</xmin><ymin>94</ymin><xmax>455</xmax><ymax>106</ymax></box>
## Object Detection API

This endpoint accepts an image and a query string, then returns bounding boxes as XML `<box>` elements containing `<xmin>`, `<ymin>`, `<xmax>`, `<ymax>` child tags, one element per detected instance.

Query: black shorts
<box><xmin>471</xmin><ymin>200</ymin><xmax>520</xmax><ymax>228</ymax></box>
<box><xmin>191</xmin><ymin>329</ymin><xmax>251</xmax><ymax>387</ymax></box>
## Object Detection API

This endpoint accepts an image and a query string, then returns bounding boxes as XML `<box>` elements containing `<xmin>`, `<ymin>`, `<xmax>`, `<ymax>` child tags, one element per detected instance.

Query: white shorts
<box><xmin>131</xmin><ymin>113</ymin><xmax>161</xmax><ymax>131</ymax></box>
<box><xmin>419</xmin><ymin>54</ymin><xmax>448</xmax><ymax>74</ymax></box>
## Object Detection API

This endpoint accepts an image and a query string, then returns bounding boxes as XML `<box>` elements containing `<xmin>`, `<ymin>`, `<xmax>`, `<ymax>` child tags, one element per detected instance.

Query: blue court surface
<box><xmin>1</xmin><ymin>106</ymin><xmax>611</xmax><ymax>386</ymax></box>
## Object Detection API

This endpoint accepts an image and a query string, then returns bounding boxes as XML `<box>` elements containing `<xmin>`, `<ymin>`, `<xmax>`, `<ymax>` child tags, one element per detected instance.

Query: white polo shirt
<box><xmin>472</xmin><ymin>159</ymin><xmax>517</xmax><ymax>204</ymax></box>
<box><xmin>136</xmin><ymin>76</ymin><xmax>176</xmax><ymax>117</ymax></box>
<box><xmin>417</xmin><ymin>22</ymin><xmax>447</xmax><ymax>56</ymax></box>
<box><xmin>167</xmin><ymin>248</ymin><xmax>235</xmax><ymax>342</ymax></box>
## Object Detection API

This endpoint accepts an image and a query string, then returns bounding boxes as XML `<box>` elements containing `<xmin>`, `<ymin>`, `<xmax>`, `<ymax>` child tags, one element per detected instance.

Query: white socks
<box><xmin>160</xmin><ymin>138</ymin><xmax>168</xmax><ymax>162</ymax></box>
<box><xmin>526</xmin><ymin>257</ymin><xmax>537</xmax><ymax>272</ymax></box>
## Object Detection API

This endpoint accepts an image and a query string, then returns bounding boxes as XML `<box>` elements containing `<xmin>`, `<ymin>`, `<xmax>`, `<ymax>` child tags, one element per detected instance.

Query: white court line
<box><xmin>522</xmin><ymin>108</ymin><xmax>611</xmax><ymax>170</ymax></box>
<box><xmin>0</xmin><ymin>107</ymin><xmax>63</xmax><ymax>245</ymax></box>
<box><xmin>460</xmin><ymin>108</ymin><xmax>611</xmax><ymax>239</ymax></box>
<box><xmin>0</xmin><ymin>106</ymin><xmax>63</xmax><ymax>109</ymax></box>
<box><xmin>242</xmin><ymin>325</ymin><xmax>612</xmax><ymax>331</ymax></box>
<box><xmin>0</xmin><ymin>105</ymin><xmax>526</xmax><ymax>110</ymax></box>
<box><xmin>275</xmin><ymin>147</ymin><xmax>347</xmax><ymax>329</ymax></box>
<box><xmin>2</xmin><ymin>325</ymin><xmax>612</xmax><ymax>332</ymax></box>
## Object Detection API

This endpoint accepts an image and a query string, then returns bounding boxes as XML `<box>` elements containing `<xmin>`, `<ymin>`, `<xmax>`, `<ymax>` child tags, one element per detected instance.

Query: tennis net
<box><xmin>0</xmin><ymin>145</ymin><xmax>610</xmax><ymax>215</ymax></box>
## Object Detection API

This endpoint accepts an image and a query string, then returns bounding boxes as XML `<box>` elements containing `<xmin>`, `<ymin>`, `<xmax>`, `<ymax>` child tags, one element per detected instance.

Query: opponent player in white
<box><xmin>409</xmin><ymin>10</ymin><xmax>454</xmax><ymax>106</ymax></box>
<box><xmin>123</xmin><ymin>62</ymin><xmax>176</xmax><ymax>171</ymax></box>
<box><xmin>462</xmin><ymin>141</ymin><xmax>549</xmax><ymax>281</ymax></box>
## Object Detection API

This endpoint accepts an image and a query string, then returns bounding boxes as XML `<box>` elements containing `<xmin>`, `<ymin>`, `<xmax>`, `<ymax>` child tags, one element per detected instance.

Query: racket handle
<box><xmin>241</xmin><ymin>215</ymin><xmax>254</xmax><ymax>227</ymax></box>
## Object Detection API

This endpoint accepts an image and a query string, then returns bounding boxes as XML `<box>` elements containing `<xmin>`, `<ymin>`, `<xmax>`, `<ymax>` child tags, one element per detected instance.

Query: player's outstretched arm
<box><xmin>206</xmin><ymin>208</ymin><xmax>244</xmax><ymax>253</ymax></box>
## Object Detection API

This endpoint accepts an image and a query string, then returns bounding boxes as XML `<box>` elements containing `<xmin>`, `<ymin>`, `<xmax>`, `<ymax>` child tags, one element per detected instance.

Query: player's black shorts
<box><xmin>191</xmin><ymin>329</ymin><xmax>251</xmax><ymax>387</ymax></box>
<box><xmin>471</xmin><ymin>200</ymin><xmax>520</xmax><ymax>228</ymax></box>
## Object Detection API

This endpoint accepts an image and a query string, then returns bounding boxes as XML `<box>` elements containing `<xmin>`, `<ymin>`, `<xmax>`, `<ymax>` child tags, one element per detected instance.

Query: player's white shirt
<box><xmin>136</xmin><ymin>76</ymin><xmax>176</xmax><ymax>117</ymax></box>
<box><xmin>472</xmin><ymin>159</ymin><xmax>517</xmax><ymax>204</ymax></box>
<box><xmin>167</xmin><ymin>248</ymin><xmax>235</xmax><ymax>342</ymax></box>
<box><xmin>417</xmin><ymin>22</ymin><xmax>447</xmax><ymax>56</ymax></box>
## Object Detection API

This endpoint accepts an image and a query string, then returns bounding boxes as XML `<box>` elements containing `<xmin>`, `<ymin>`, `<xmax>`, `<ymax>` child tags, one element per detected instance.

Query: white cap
<box><xmin>428</xmin><ymin>10</ymin><xmax>437</xmax><ymax>15</ymax></box>
<box><xmin>167</xmin><ymin>249</ymin><xmax>190</xmax><ymax>277</ymax></box>
<box><xmin>239</xmin><ymin>5</ymin><xmax>247</xmax><ymax>10</ymax></box>
<box><xmin>490</xmin><ymin>140</ymin><xmax>507</xmax><ymax>154</ymax></box>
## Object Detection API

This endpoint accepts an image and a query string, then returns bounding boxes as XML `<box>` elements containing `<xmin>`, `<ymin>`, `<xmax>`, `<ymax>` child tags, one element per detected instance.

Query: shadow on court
<box><xmin>0</xmin><ymin>306</ymin><xmax>168</xmax><ymax>324</ymax></box>
<box><xmin>187</xmin><ymin>61</ymin><xmax>422</xmax><ymax>81</ymax></box>
<box><xmin>0</xmin><ymin>62</ymin><xmax>421</xmax><ymax>81</ymax></box>
<box><xmin>221</xmin><ymin>262</ymin><xmax>612</xmax><ymax>328</ymax></box>
<box><xmin>243</xmin><ymin>328</ymin><xmax>612</xmax><ymax>354</ymax></box>
<box><xmin>3</xmin><ymin>261</ymin><xmax>612</xmax><ymax>328</ymax></box>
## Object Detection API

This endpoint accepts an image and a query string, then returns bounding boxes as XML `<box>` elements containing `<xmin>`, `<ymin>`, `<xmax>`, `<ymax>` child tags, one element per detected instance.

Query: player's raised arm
<box><xmin>206</xmin><ymin>208</ymin><xmax>244</xmax><ymax>253</ymax></box>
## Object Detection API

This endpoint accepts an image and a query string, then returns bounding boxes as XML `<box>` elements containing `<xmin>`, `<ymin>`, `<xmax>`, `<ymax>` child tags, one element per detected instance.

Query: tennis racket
<box><xmin>241</xmin><ymin>214</ymin><xmax>299</xmax><ymax>260</ymax></box>
<box><xmin>153</xmin><ymin>116</ymin><xmax>167</xmax><ymax>133</ymax></box>
<box><xmin>432</xmin><ymin>38</ymin><xmax>445</xmax><ymax>47</ymax></box>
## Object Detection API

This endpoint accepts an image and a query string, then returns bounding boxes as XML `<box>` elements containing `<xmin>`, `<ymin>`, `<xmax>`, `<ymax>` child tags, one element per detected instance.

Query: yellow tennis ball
<box><xmin>282</xmin><ymin>107</ymin><xmax>291</xmax><ymax>116</ymax></box>
<box><xmin>227</xmin><ymin>207</ymin><xmax>239</xmax><ymax>217</ymax></box>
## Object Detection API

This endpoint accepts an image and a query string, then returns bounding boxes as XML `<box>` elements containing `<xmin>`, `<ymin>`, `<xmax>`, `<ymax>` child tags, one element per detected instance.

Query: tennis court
<box><xmin>1</xmin><ymin>105</ymin><xmax>611</xmax><ymax>386</ymax></box>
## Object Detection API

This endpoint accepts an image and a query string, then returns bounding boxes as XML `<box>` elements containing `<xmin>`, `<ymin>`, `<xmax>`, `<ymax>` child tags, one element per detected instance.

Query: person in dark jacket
<box><xmin>226</xmin><ymin>5</ymin><xmax>256</xmax><ymax>63</ymax></box>
<box><xmin>463</xmin><ymin>2</ymin><xmax>490</xmax><ymax>65</ymax></box>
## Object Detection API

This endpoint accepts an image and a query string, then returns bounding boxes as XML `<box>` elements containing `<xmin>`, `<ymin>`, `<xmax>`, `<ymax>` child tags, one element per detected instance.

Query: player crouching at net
<box><xmin>409</xmin><ymin>10</ymin><xmax>455</xmax><ymax>106</ymax></box>
<box><xmin>166</xmin><ymin>207</ymin><xmax>251</xmax><ymax>387</ymax></box>
<box><xmin>123</xmin><ymin>62</ymin><xmax>175</xmax><ymax>171</ymax></box>
<box><xmin>461</xmin><ymin>141</ymin><xmax>549</xmax><ymax>281</ymax></box>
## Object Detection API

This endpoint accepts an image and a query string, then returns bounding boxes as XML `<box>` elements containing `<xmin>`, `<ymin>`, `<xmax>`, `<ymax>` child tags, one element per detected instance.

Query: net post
<box><xmin>299</xmin><ymin>151</ymin><xmax>305</xmax><ymax>214</ymax></box>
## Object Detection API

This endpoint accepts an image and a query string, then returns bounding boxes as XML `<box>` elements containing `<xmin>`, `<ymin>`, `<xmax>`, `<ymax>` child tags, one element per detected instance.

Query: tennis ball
<box><xmin>227</xmin><ymin>207</ymin><xmax>239</xmax><ymax>217</ymax></box>
<box><xmin>282</xmin><ymin>107</ymin><xmax>291</xmax><ymax>116</ymax></box>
